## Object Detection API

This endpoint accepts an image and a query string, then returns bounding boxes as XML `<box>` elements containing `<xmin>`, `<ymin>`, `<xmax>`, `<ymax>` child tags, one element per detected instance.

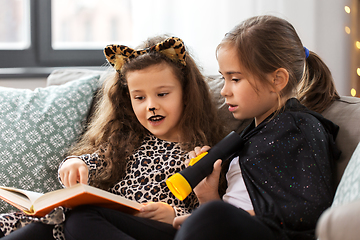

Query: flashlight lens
<box><xmin>166</xmin><ymin>173</ymin><xmax>192</xmax><ymax>200</ymax></box>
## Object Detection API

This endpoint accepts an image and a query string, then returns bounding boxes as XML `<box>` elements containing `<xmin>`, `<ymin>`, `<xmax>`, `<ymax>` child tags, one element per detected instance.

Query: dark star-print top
<box><xmin>78</xmin><ymin>134</ymin><xmax>198</xmax><ymax>216</ymax></box>
<box><xmin>234</xmin><ymin>98</ymin><xmax>340</xmax><ymax>240</ymax></box>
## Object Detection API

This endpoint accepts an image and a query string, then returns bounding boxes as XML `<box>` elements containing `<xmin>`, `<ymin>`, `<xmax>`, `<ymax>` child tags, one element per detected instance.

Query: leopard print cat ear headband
<box><xmin>104</xmin><ymin>37</ymin><xmax>186</xmax><ymax>72</ymax></box>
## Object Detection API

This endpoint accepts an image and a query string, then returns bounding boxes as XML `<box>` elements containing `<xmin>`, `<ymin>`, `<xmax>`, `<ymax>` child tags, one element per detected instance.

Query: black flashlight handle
<box><xmin>180</xmin><ymin>131</ymin><xmax>243</xmax><ymax>189</ymax></box>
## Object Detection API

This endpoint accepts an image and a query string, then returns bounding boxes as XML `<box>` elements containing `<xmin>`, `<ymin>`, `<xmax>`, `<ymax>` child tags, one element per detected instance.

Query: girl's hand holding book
<box><xmin>59</xmin><ymin>158</ymin><xmax>89</xmax><ymax>187</ymax></box>
<box><xmin>136</xmin><ymin>202</ymin><xmax>176</xmax><ymax>224</ymax></box>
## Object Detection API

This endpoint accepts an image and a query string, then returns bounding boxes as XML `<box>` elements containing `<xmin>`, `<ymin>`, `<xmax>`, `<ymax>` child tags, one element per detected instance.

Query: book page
<box><xmin>0</xmin><ymin>187</ymin><xmax>43</xmax><ymax>211</ymax></box>
<box><xmin>0</xmin><ymin>184</ymin><xmax>143</xmax><ymax>217</ymax></box>
<box><xmin>32</xmin><ymin>184</ymin><xmax>142</xmax><ymax>216</ymax></box>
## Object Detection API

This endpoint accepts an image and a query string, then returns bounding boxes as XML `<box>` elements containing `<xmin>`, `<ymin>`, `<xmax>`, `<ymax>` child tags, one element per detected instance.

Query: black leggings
<box><xmin>174</xmin><ymin>201</ymin><xmax>277</xmax><ymax>240</ymax></box>
<box><xmin>0</xmin><ymin>222</ymin><xmax>54</xmax><ymax>240</ymax></box>
<box><xmin>0</xmin><ymin>202</ymin><xmax>276</xmax><ymax>240</ymax></box>
<box><xmin>64</xmin><ymin>205</ymin><xmax>177</xmax><ymax>240</ymax></box>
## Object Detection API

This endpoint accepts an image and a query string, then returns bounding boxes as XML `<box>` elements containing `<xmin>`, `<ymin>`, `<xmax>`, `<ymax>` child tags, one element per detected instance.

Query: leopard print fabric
<box><xmin>0</xmin><ymin>207</ymin><xmax>67</xmax><ymax>239</ymax></box>
<box><xmin>0</xmin><ymin>134</ymin><xmax>198</xmax><ymax>239</ymax></box>
<box><xmin>85</xmin><ymin>134</ymin><xmax>198</xmax><ymax>216</ymax></box>
<box><xmin>104</xmin><ymin>36</ymin><xmax>186</xmax><ymax>72</ymax></box>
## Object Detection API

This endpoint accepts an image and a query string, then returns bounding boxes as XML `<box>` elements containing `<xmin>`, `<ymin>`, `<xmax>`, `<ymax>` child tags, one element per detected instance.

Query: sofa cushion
<box><xmin>0</xmin><ymin>75</ymin><xmax>99</xmax><ymax>213</ymax></box>
<box><xmin>321</xmin><ymin>96</ymin><xmax>360</xmax><ymax>185</ymax></box>
<box><xmin>46</xmin><ymin>68</ymin><xmax>110</xmax><ymax>86</ymax></box>
<box><xmin>331</xmin><ymin>142</ymin><xmax>360</xmax><ymax>207</ymax></box>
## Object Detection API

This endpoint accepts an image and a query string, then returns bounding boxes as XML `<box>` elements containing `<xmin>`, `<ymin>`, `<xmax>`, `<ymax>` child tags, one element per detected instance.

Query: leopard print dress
<box><xmin>0</xmin><ymin>134</ymin><xmax>198</xmax><ymax>239</ymax></box>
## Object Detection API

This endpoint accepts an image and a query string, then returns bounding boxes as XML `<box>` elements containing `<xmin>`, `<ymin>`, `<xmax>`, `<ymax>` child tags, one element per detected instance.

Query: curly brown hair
<box><xmin>68</xmin><ymin>35</ymin><xmax>226</xmax><ymax>189</ymax></box>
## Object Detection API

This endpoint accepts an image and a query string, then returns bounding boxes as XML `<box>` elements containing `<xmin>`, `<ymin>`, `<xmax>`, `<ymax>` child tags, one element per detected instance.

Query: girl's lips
<box><xmin>148</xmin><ymin>115</ymin><xmax>165</xmax><ymax>126</ymax></box>
<box><xmin>227</xmin><ymin>103</ymin><xmax>238</xmax><ymax>112</ymax></box>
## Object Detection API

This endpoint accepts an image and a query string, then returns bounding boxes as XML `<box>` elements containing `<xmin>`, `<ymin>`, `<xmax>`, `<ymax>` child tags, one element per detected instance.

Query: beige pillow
<box><xmin>322</xmin><ymin>96</ymin><xmax>360</xmax><ymax>185</ymax></box>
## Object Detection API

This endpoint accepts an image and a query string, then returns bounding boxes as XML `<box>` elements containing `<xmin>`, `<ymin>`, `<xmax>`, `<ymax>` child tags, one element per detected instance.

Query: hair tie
<box><xmin>104</xmin><ymin>37</ymin><xmax>187</xmax><ymax>72</ymax></box>
<box><xmin>303</xmin><ymin>47</ymin><xmax>310</xmax><ymax>59</ymax></box>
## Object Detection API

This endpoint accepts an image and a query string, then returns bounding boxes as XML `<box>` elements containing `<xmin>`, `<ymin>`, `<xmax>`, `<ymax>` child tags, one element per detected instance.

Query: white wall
<box><xmin>181</xmin><ymin>0</ymin><xmax>351</xmax><ymax>95</ymax></box>
<box><xmin>313</xmin><ymin>0</ymin><xmax>352</xmax><ymax>95</ymax></box>
<box><xmin>1</xmin><ymin>0</ymin><xmax>353</xmax><ymax>95</ymax></box>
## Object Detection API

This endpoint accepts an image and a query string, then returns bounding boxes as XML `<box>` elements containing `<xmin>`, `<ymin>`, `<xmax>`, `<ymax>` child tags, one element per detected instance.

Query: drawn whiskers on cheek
<box><xmin>148</xmin><ymin>115</ymin><xmax>165</xmax><ymax>122</ymax></box>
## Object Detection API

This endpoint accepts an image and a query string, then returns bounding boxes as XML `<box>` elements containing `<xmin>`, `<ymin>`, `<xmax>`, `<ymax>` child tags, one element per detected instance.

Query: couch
<box><xmin>1</xmin><ymin>68</ymin><xmax>360</xmax><ymax>239</ymax></box>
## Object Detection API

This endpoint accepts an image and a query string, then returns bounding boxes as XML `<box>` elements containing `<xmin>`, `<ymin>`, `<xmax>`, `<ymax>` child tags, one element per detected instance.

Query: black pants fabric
<box><xmin>0</xmin><ymin>222</ymin><xmax>54</xmax><ymax>240</ymax></box>
<box><xmin>0</xmin><ymin>202</ymin><xmax>277</xmax><ymax>240</ymax></box>
<box><xmin>64</xmin><ymin>205</ymin><xmax>177</xmax><ymax>240</ymax></box>
<box><xmin>174</xmin><ymin>201</ymin><xmax>277</xmax><ymax>240</ymax></box>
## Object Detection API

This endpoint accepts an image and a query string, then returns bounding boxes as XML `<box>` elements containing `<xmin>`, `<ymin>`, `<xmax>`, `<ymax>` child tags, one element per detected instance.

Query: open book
<box><xmin>0</xmin><ymin>184</ymin><xmax>142</xmax><ymax>217</ymax></box>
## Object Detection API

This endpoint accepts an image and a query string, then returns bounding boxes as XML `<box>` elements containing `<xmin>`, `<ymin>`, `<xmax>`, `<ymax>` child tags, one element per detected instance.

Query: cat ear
<box><xmin>149</xmin><ymin>37</ymin><xmax>186</xmax><ymax>66</ymax></box>
<box><xmin>104</xmin><ymin>45</ymin><xmax>136</xmax><ymax>72</ymax></box>
<box><xmin>103</xmin><ymin>37</ymin><xmax>187</xmax><ymax>72</ymax></box>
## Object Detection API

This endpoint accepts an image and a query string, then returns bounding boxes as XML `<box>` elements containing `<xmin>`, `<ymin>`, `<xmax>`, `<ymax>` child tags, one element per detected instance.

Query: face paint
<box><xmin>149</xmin><ymin>107</ymin><xmax>156</xmax><ymax>115</ymax></box>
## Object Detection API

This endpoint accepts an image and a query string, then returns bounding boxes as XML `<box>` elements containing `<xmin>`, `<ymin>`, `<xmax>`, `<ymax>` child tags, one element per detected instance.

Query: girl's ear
<box><xmin>272</xmin><ymin>68</ymin><xmax>289</xmax><ymax>92</ymax></box>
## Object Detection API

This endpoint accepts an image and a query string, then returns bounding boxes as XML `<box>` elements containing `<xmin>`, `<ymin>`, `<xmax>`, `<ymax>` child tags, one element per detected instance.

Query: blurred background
<box><xmin>0</xmin><ymin>0</ymin><xmax>359</xmax><ymax>97</ymax></box>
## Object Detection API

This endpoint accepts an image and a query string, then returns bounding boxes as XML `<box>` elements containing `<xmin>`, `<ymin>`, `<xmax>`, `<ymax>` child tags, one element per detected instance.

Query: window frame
<box><xmin>0</xmin><ymin>0</ymin><xmax>105</xmax><ymax>78</ymax></box>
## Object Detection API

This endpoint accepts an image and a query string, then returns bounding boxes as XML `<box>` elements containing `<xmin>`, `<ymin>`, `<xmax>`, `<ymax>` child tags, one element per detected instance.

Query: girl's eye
<box><xmin>158</xmin><ymin>93</ymin><xmax>168</xmax><ymax>97</ymax></box>
<box><xmin>220</xmin><ymin>75</ymin><xmax>240</xmax><ymax>82</ymax></box>
<box><xmin>135</xmin><ymin>96</ymin><xmax>145</xmax><ymax>100</ymax></box>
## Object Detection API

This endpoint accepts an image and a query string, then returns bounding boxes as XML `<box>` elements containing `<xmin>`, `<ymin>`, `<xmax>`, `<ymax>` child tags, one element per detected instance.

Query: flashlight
<box><xmin>166</xmin><ymin>131</ymin><xmax>243</xmax><ymax>200</ymax></box>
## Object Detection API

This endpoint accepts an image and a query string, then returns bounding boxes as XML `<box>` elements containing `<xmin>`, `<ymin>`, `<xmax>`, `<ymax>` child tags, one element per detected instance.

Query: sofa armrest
<box><xmin>316</xmin><ymin>199</ymin><xmax>360</xmax><ymax>240</ymax></box>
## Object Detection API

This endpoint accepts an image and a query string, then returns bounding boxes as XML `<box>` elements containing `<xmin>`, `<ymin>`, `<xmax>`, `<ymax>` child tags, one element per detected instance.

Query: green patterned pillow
<box><xmin>0</xmin><ymin>75</ymin><xmax>99</xmax><ymax>213</ymax></box>
<box><xmin>332</xmin><ymin>142</ymin><xmax>360</xmax><ymax>207</ymax></box>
